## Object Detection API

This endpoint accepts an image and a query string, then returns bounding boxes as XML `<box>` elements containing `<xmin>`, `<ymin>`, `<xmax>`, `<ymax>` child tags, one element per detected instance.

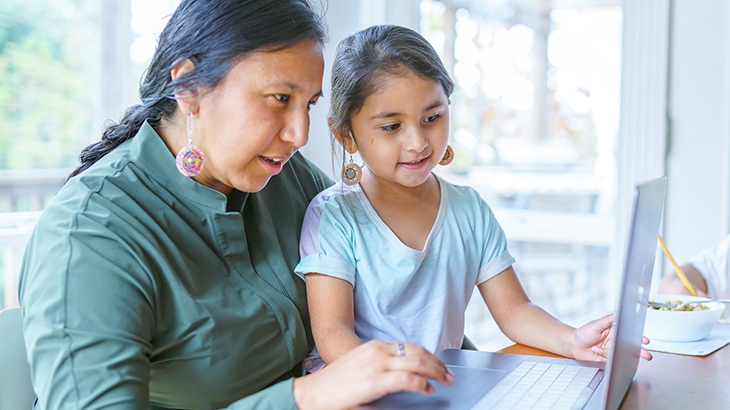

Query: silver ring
<box><xmin>396</xmin><ymin>343</ymin><xmax>405</xmax><ymax>357</ymax></box>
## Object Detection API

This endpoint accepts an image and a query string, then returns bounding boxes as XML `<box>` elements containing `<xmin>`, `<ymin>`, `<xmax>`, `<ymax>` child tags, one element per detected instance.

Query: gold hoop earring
<box><xmin>439</xmin><ymin>145</ymin><xmax>454</xmax><ymax>166</ymax></box>
<box><xmin>342</xmin><ymin>155</ymin><xmax>362</xmax><ymax>186</ymax></box>
<box><xmin>176</xmin><ymin>112</ymin><xmax>205</xmax><ymax>177</ymax></box>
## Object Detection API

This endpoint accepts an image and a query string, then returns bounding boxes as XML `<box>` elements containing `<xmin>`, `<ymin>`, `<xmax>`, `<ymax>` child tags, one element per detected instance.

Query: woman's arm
<box><xmin>19</xmin><ymin>220</ymin><xmax>155</xmax><ymax>408</ymax></box>
<box><xmin>305</xmin><ymin>273</ymin><xmax>363</xmax><ymax>364</ymax></box>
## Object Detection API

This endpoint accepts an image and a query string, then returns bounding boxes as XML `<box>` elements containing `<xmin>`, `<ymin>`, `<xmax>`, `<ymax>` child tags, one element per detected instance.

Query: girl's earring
<box><xmin>176</xmin><ymin>112</ymin><xmax>205</xmax><ymax>177</ymax></box>
<box><xmin>439</xmin><ymin>145</ymin><xmax>454</xmax><ymax>166</ymax></box>
<box><xmin>342</xmin><ymin>155</ymin><xmax>362</xmax><ymax>186</ymax></box>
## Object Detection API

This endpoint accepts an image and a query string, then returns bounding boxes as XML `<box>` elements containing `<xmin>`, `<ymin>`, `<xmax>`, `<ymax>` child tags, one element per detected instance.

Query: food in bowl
<box><xmin>644</xmin><ymin>294</ymin><xmax>724</xmax><ymax>342</ymax></box>
<box><xmin>648</xmin><ymin>300</ymin><xmax>709</xmax><ymax>311</ymax></box>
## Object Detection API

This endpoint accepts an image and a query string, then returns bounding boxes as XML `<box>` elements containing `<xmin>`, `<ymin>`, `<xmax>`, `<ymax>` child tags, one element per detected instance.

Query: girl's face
<box><xmin>347</xmin><ymin>70</ymin><xmax>450</xmax><ymax>189</ymax></box>
<box><xmin>189</xmin><ymin>38</ymin><xmax>324</xmax><ymax>195</ymax></box>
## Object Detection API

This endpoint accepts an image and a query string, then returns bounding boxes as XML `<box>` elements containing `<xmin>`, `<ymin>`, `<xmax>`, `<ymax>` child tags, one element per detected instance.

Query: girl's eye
<box><xmin>381</xmin><ymin>123</ymin><xmax>400</xmax><ymax>132</ymax></box>
<box><xmin>307</xmin><ymin>99</ymin><xmax>318</xmax><ymax>109</ymax></box>
<box><xmin>274</xmin><ymin>94</ymin><xmax>290</xmax><ymax>103</ymax></box>
<box><xmin>425</xmin><ymin>113</ymin><xmax>442</xmax><ymax>123</ymax></box>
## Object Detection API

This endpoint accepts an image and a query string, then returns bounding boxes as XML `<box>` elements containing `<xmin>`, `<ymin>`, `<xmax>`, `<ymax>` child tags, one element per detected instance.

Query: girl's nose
<box><xmin>404</xmin><ymin>127</ymin><xmax>428</xmax><ymax>152</ymax></box>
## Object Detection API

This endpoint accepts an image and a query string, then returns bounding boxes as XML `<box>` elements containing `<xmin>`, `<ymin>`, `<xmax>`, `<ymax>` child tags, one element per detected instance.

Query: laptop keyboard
<box><xmin>470</xmin><ymin>361</ymin><xmax>601</xmax><ymax>410</ymax></box>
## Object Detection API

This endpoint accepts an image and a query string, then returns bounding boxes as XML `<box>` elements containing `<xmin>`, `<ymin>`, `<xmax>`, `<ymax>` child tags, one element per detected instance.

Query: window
<box><xmin>0</xmin><ymin>0</ymin><xmax>178</xmax><ymax>308</ymax></box>
<box><xmin>421</xmin><ymin>0</ymin><xmax>622</xmax><ymax>349</ymax></box>
<box><xmin>2</xmin><ymin>2</ymin><xmax>657</xmax><ymax>356</ymax></box>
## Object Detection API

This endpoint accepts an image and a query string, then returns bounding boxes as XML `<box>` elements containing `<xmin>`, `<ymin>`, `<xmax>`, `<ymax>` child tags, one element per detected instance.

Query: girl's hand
<box><xmin>570</xmin><ymin>313</ymin><xmax>653</xmax><ymax>362</ymax></box>
<box><xmin>293</xmin><ymin>340</ymin><xmax>455</xmax><ymax>410</ymax></box>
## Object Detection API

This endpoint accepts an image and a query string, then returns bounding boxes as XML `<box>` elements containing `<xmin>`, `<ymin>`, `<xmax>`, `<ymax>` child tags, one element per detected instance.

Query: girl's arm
<box><xmin>479</xmin><ymin>266</ymin><xmax>652</xmax><ymax>362</ymax></box>
<box><xmin>477</xmin><ymin>266</ymin><xmax>576</xmax><ymax>357</ymax></box>
<box><xmin>305</xmin><ymin>273</ymin><xmax>363</xmax><ymax>364</ymax></box>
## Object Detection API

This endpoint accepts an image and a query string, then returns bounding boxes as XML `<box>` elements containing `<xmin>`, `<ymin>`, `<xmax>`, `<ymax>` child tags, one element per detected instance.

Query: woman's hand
<box><xmin>293</xmin><ymin>340</ymin><xmax>455</xmax><ymax>410</ymax></box>
<box><xmin>569</xmin><ymin>313</ymin><xmax>653</xmax><ymax>362</ymax></box>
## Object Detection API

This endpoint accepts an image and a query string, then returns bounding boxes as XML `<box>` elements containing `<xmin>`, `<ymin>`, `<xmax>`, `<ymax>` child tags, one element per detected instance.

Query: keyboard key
<box><xmin>470</xmin><ymin>361</ymin><xmax>599</xmax><ymax>410</ymax></box>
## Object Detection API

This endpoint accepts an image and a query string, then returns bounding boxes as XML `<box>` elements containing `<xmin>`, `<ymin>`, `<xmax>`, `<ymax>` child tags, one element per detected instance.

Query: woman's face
<box><xmin>191</xmin><ymin>38</ymin><xmax>324</xmax><ymax>195</ymax></box>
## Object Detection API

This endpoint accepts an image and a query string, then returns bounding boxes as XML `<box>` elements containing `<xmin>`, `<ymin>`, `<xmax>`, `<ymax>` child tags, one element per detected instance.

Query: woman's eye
<box><xmin>425</xmin><ymin>113</ymin><xmax>442</xmax><ymax>123</ymax></box>
<box><xmin>307</xmin><ymin>99</ymin><xmax>318</xmax><ymax>109</ymax></box>
<box><xmin>381</xmin><ymin>123</ymin><xmax>400</xmax><ymax>132</ymax></box>
<box><xmin>274</xmin><ymin>94</ymin><xmax>290</xmax><ymax>103</ymax></box>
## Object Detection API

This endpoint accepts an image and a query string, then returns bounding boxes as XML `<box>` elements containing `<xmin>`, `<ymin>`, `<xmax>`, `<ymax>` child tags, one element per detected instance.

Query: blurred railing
<box><xmin>0</xmin><ymin>169</ymin><xmax>68</xmax><ymax>213</ymax></box>
<box><xmin>0</xmin><ymin>169</ymin><xmax>67</xmax><ymax>308</ymax></box>
<box><xmin>0</xmin><ymin>212</ymin><xmax>41</xmax><ymax>308</ymax></box>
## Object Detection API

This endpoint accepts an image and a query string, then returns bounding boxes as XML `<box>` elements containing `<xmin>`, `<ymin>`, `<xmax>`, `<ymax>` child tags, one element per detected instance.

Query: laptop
<box><xmin>363</xmin><ymin>176</ymin><xmax>667</xmax><ymax>410</ymax></box>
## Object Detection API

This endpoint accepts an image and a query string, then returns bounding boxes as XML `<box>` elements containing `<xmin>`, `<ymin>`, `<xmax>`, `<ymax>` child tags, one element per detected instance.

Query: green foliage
<box><xmin>0</xmin><ymin>0</ymin><xmax>98</xmax><ymax>169</ymax></box>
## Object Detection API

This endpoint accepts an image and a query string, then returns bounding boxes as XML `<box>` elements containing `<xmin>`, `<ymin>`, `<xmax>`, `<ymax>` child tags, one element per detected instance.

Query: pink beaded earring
<box><xmin>342</xmin><ymin>155</ymin><xmax>362</xmax><ymax>186</ymax></box>
<box><xmin>176</xmin><ymin>112</ymin><xmax>205</xmax><ymax>177</ymax></box>
<box><xmin>439</xmin><ymin>145</ymin><xmax>454</xmax><ymax>166</ymax></box>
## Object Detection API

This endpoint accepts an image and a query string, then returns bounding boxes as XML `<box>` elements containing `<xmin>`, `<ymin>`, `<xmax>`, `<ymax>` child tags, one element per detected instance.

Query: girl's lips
<box><xmin>259</xmin><ymin>156</ymin><xmax>285</xmax><ymax>175</ymax></box>
<box><xmin>399</xmin><ymin>157</ymin><xmax>429</xmax><ymax>170</ymax></box>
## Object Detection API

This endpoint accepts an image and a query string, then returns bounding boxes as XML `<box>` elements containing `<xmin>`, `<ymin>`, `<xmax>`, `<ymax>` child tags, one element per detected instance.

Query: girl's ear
<box><xmin>342</xmin><ymin>135</ymin><xmax>358</xmax><ymax>154</ymax></box>
<box><xmin>328</xmin><ymin>117</ymin><xmax>358</xmax><ymax>154</ymax></box>
<box><xmin>170</xmin><ymin>58</ymin><xmax>200</xmax><ymax>115</ymax></box>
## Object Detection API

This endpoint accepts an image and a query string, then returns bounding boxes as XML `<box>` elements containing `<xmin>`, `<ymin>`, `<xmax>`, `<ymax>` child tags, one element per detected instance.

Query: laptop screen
<box><xmin>601</xmin><ymin>176</ymin><xmax>666</xmax><ymax>410</ymax></box>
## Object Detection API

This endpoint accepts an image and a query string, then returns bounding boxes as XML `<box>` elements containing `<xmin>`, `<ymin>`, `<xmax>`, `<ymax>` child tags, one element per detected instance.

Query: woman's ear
<box><xmin>170</xmin><ymin>58</ymin><xmax>200</xmax><ymax>115</ymax></box>
<box><xmin>328</xmin><ymin>117</ymin><xmax>358</xmax><ymax>154</ymax></box>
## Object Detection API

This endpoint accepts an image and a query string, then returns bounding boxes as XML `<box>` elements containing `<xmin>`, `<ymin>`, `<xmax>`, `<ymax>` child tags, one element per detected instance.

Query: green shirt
<box><xmin>18</xmin><ymin>121</ymin><xmax>332</xmax><ymax>409</ymax></box>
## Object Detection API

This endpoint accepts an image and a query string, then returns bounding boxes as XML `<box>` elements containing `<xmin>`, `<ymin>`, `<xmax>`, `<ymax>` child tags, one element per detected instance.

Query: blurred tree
<box><xmin>0</xmin><ymin>0</ymin><xmax>99</xmax><ymax>170</ymax></box>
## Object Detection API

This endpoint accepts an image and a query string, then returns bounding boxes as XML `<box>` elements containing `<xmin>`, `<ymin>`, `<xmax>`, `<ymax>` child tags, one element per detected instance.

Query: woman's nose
<box><xmin>281</xmin><ymin>111</ymin><xmax>309</xmax><ymax>150</ymax></box>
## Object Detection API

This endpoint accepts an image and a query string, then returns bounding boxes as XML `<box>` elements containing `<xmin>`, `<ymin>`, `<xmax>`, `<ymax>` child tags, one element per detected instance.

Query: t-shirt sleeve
<box><xmin>687</xmin><ymin>234</ymin><xmax>730</xmax><ymax>299</ymax></box>
<box><xmin>475</xmin><ymin>196</ymin><xmax>515</xmax><ymax>284</ymax></box>
<box><xmin>295</xmin><ymin>193</ymin><xmax>357</xmax><ymax>286</ymax></box>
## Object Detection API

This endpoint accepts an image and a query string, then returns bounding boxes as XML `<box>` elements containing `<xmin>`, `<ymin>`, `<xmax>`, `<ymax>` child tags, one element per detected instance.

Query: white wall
<box><xmin>616</xmin><ymin>0</ymin><xmax>670</xmax><ymax>299</ymax></box>
<box><xmin>664</xmin><ymin>0</ymin><xmax>730</xmax><ymax>263</ymax></box>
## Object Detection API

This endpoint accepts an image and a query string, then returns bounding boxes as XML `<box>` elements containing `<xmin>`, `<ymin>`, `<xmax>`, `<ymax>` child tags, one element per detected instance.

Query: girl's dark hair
<box><xmin>329</xmin><ymin>24</ymin><xmax>454</xmax><ymax>144</ymax></box>
<box><xmin>68</xmin><ymin>0</ymin><xmax>326</xmax><ymax>179</ymax></box>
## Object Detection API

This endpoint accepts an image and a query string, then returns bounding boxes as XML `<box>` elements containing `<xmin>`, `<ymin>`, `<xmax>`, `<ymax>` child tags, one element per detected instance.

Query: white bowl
<box><xmin>644</xmin><ymin>294</ymin><xmax>724</xmax><ymax>342</ymax></box>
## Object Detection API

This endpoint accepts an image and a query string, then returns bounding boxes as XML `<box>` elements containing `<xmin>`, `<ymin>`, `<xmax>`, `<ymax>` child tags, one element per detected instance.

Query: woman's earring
<box><xmin>342</xmin><ymin>155</ymin><xmax>362</xmax><ymax>186</ymax></box>
<box><xmin>439</xmin><ymin>145</ymin><xmax>454</xmax><ymax>166</ymax></box>
<box><xmin>176</xmin><ymin>112</ymin><xmax>205</xmax><ymax>177</ymax></box>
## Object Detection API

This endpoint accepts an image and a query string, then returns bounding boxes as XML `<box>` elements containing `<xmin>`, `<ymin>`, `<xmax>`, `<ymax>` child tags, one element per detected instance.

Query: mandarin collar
<box><xmin>129</xmin><ymin>120</ymin><xmax>236</xmax><ymax>212</ymax></box>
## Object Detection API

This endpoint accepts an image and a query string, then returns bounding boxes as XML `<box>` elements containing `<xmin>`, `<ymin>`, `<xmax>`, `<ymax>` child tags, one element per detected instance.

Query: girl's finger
<box><xmin>590</xmin><ymin>346</ymin><xmax>608</xmax><ymax>362</ymax></box>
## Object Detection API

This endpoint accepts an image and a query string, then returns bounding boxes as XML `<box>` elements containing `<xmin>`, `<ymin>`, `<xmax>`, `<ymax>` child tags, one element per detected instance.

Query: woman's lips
<box><xmin>260</xmin><ymin>156</ymin><xmax>284</xmax><ymax>174</ymax></box>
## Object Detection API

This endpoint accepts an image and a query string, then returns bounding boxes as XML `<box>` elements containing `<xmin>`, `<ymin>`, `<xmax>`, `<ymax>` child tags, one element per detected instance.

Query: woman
<box><xmin>18</xmin><ymin>1</ymin><xmax>452</xmax><ymax>409</ymax></box>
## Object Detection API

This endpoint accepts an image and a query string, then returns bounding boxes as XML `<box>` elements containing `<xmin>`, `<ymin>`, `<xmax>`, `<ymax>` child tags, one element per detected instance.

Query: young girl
<box><xmin>295</xmin><ymin>25</ymin><xmax>649</xmax><ymax>368</ymax></box>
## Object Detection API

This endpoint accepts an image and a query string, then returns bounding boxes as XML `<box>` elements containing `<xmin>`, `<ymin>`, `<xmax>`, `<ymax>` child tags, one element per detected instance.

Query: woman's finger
<box><xmin>378</xmin><ymin>370</ymin><xmax>436</xmax><ymax>395</ymax></box>
<box><xmin>387</xmin><ymin>353</ymin><xmax>455</xmax><ymax>386</ymax></box>
<box><xmin>382</xmin><ymin>342</ymin><xmax>454</xmax><ymax>386</ymax></box>
<box><xmin>293</xmin><ymin>341</ymin><xmax>453</xmax><ymax>410</ymax></box>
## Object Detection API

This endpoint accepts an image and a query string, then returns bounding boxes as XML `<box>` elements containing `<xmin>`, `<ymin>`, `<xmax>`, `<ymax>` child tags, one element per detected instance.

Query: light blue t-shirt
<box><xmin>295</xmin><ymin>176</ymin><xmax>514</xmax><ymax>353</ymax></box>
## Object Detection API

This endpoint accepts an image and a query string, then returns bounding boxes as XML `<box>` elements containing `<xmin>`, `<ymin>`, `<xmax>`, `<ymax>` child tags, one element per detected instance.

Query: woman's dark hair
<box><xmin>329</xmin><ymin>25</ymin><xmax>454</xmax><ymax>147</ymax></box>
<box><xmin>68</xmin><ymin>0</ymin><xmax>326</xmax><ymax>179</ymax></box>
